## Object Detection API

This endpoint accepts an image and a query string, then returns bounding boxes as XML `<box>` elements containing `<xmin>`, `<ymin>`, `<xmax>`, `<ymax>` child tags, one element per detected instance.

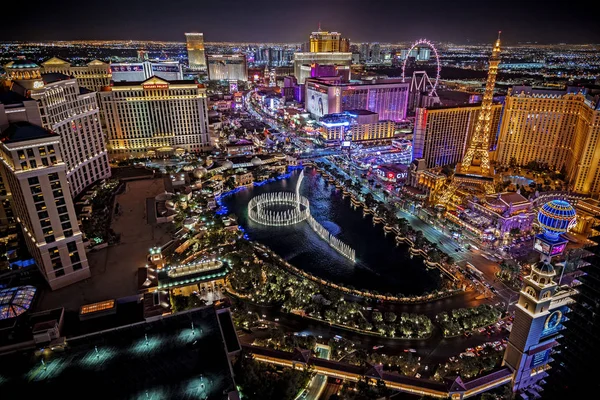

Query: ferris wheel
<box><xmin>401</xmin><ymin>39</ymin><xmax>441</xmax><ymax>96</ymax></box>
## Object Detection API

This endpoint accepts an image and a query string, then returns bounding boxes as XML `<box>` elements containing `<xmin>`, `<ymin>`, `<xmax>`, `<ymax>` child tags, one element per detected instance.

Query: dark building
<box><xmin>547</xmin><ymin>221</ymin><xmax>600</xmax><ymax>397</ymax></box>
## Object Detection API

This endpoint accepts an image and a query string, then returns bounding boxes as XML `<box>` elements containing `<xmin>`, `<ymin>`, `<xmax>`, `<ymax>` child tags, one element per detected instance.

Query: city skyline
<box><xmin>0</xmin><ymin>10</ymin><xmax>597</xmax><ymax>399</ymax></box>
<box><xmin>1</xmin><ymin>0</ymin><xmax>599</xmax><ymax>44</ymax></box>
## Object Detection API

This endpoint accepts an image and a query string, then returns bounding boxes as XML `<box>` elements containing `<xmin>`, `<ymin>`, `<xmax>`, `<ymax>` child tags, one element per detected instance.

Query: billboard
<box><xmin>531</xmin><ymin>349</ymin><xmax>550</xmax><ymax>368</ymax></box>
<box><xmin>534</xmin><ymin>236</ymin><xmax>567</xmax><ymax>257</ymax></box>
<box><xmin>307</xmin><ymin>87</ymin><xmax>329</xmax><ymax>118</ymax></box>
<box><xmin>540</xmin><ymin>306</ymin><xmax>567</xmax><ymax>338</ymax></box>
<box><xmin>550</xmin><ymin>242</ymin><xmax>567</xmax><ymax>256</ymax></box>
<box><xmin>151</xmin><ymin>64</ymin><xmax>180</xmax><ymax>73</ymax></box>
<box><xmin>533</xmin><ymin>238</ymin><xmax>551</xmax><ymax>255</ymax></box>
<box><xmin>111</xmin><ymin>64</ymin><xmax>143</xmax><ymax>72</ymax></box>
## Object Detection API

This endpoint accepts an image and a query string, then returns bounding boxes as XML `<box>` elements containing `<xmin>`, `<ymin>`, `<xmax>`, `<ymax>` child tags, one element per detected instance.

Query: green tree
<box><xmin>372</xmin><ymin>311</ymin><xmax>383</xmax><ymax>323</ymax></box>
<box><xmin>383</xmin><ymin>311</ymin><xmax>397</xmax><ymax>323</ymax></box>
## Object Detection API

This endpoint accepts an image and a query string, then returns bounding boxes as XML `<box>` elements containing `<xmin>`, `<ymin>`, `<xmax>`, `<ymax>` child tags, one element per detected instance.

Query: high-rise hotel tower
<box><xmin>99</xmin><ymin>77</ymin><xmax>211</xmax><ymax>158</ymax></box>
<box><xmin>0</xmin><ymin>122</ymin><xmax>90</xmax><ymax>289</ymax></box>
<box><xmin>185</xmin><ymin>33</ymin><xmax>207</xmax><ymax>70</ymax></box>
<box><xmin>495</xmin><ymin>86</ymin><xmax>600</xmax><ymax>197</ymax></box>
<box><xmin>3</xmin><ymin>60</ymin><xmax>111</xmax><ymax>197</ymax></box>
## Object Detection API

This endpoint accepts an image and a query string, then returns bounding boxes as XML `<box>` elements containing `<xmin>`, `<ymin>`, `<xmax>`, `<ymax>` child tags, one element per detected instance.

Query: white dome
<box><xmin>251</xmin><ymin>156</ymin><xmax>263</xmax><ymax>166</ymax></box>
<box><xmin>222</xmin><ymin>160</ymin><xmax>234</xmax><ymax>170</ymax></box>
<box><xmin>193</xmin><ymin>167</ymin><xmax>208</xmax><ymax>179</ymax></box>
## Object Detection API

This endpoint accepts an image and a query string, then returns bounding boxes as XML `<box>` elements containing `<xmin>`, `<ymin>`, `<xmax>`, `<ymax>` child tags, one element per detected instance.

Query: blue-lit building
<box><xmin>503</xmin><ymin>200</ymin><xmax>578</xmax><ymax>398</ymax></box>
<box><xmin>412</xmin><ymin>103</ymin><xmax>502</xmax><ymax>169</ymax></box>
<box><xmin>318</xmin><ymin>110</ymin><xmax>395</xmax><ymax>144</ymax></box>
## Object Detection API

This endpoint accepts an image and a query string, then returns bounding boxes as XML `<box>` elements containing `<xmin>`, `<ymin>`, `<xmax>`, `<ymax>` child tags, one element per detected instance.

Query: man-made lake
<box><xmin>222</xmin><ymin>168</ymin><xmax>441</xmax><ymax>295</ymax></box>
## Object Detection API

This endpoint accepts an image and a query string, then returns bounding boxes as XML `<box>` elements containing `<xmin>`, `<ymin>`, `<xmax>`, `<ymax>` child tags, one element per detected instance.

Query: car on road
<box><xmin>373</xmin><ymin>345</ymin><xmax>385</xmax><ymax>350</ymax></box>
<box><xmin>463</xmin><ymin>332</ymin><xmax>472</xmax><ymax>338</ymax></box>
<box><xmin>478</xmin><ymin>327</ymin><xmax>487</xmax><ymax>333</ymax></box>
<box><xmin>404</xmin><ymin>348</ymin><xmax>417</xmax><ymax>353</ymax></box>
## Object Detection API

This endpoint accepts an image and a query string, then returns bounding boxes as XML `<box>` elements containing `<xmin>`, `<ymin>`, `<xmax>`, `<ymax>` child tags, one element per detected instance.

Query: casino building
<box><xmin>305</xmin><ymin>77</ymin><xmax>409</xmax><ymax>121</ymax></box>
<box><xmin>109</xmin><ymin>60</ymin><xmax>183</xmax><ymax>82</ymax></box>
<box><xmin>40</xmin><ymin>57</ymin><xmax>112</xmax><ymax>92</ymax></box>
<box><xmin>503</xmin><ymin>200</ymin><xmax>579</xmax><ymax>399</ymax></box>
<box><xmin>207</xmin><ymin>54</ymin><xmax>247</xmax><ymax>81</ymax></box>
<box><xmin>99</xmin><ymin>77</ymin><xmax>211</xmax><ymax>158</ymax></box>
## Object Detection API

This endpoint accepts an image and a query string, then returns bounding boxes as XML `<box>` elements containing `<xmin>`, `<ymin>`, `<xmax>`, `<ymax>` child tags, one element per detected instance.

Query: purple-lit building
<box><xmin>467</xmin><ymin>192</ymin><xmax>535</xmax><ymax>239</ymax></box>
<box><xmin>305</xmin><ymin>77</ymin><xmax>409</xmax><ymax>120</ymax></box>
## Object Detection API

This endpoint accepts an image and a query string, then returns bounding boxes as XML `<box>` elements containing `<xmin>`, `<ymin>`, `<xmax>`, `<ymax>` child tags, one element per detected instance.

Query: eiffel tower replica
<box><xmin>438</xmin><ymin>33</ymin><xmax>501</xmax><ymax>206</ymax></box>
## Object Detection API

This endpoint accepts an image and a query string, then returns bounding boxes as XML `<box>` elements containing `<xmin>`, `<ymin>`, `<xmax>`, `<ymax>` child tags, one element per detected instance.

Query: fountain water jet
<box><xmin>247</xmin><ymin>170</ymin><xmax>356</xmax><ymax>262</ymax></box>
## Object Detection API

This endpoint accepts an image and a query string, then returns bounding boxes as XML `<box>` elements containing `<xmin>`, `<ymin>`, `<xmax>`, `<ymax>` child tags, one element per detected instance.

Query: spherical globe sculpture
<box><xmin>537</xmin><ymin>200</ymin><xmax>576</xmax><ymax>240</ymax></box>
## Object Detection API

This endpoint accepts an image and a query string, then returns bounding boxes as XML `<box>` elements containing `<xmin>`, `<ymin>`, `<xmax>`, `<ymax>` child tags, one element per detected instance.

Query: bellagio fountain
<box><xmin>248</xmin><ymin>170</ymin><xmax>356</xmax><ymax>262</ymax></box>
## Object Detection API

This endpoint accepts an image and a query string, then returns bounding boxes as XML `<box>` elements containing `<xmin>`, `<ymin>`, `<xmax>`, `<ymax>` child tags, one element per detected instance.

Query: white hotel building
<box><xmin>0</xmin><ymin>122</ymin><xmax>90</xmax><ymax>289</ymax></box>
<box><xmin>3</xmin><ymin>61</ymin><xmax>111</xmax><ymax>197</ymax></box>
<box><xmin>99</xmin><ymin>77</ymin><xmax>211</xmax><ymax>158</ymax></box>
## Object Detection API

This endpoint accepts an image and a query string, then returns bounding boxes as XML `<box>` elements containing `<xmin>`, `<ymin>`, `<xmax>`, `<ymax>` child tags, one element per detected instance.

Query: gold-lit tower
<box><xmin>461</xmin><ymin>32</ymin><xmax>502</xmax><ymax>174</ymax></box>
<box><xmin>437</xmin><ymin>33</ymin><xmax>501</xmax><ymax>206</ymax></box>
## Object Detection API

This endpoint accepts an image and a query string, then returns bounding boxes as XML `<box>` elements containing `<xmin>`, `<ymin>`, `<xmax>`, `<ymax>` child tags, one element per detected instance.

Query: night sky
<box><xmin>1</xmin><ymin>0</ymin><xmax>599</xmax><ymax>44</ymax></box>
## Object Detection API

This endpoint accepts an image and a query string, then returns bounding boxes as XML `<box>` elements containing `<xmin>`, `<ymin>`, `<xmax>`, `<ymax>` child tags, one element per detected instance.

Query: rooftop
<box><xmin>485</xmin><ymin>191</ymin><xmax>531</xmax><ymax>207</ymax></box>
<box><xmin>4</xmin><ymin>60</ymin><xmax>39</xmax><ymax>70</ymax></box>
<box><xmin>345</xmin><ymin>109</ymin><xmax>378</xmax><ymax>116</ymax></box>
<box><xmin>0</xmin><ymin>90</ymin><xmax>27</xmax><ymax>106</ymax></box>
<box><xmin>0</xmin><ymin>285</ymin><xmax>36</xmax><ymax>321</ymax></box>
<box><xmin>0</xmin><ymin>122</ymin><xmax>57</xmax><ymax>144</ymax></box>
<box><xmin>41</xmin><ymin>73</ymin><xmax>71</xmax><ymax>85</ymax></box>
<box><xmin>0</xmin><ymin>307</ymin><xmax>236</xmax><ymax>399</ymax></box>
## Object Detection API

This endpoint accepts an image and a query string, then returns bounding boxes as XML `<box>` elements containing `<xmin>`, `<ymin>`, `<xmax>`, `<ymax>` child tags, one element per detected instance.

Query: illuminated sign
<box><xmin>531</xmin><ymin>349</ymin><xmax>550</xmax><ymax>368</ymax></box>
<box><xmin>321</xmin><ymin>121</ymin><xmax>349</xmax><ymax>128</ymax></box>
<box><xmin>33</xmin><ymin>81</ymin><xmax>44</xmax><ymax>89</ymax></box>
<box><xmin>143</xmin><ymin>83</ymin><xmax>169</xmax><ymax>90</ymax></box>
<box><xmin>533</xmin><ymin>238</ymin><xmax>551</xmax><ymax>255</ymax></box>
<box><xmin>541</xmin><ymin>307</ymin><xmax>565</xmax><ymax>338</ymax></box>
<box><xmin>550</xmin><ymin>242</ymin><xmax>567</xmax><ymax>256</ymax></box>
<box><xmin>151</xmin><ymin>64</ymin><xmax>180</xmax><ymax>73</ymax></box>
<box><xmin>111</xmin><ymin>65</ymin><xmax>143</xmax><ymax>72</ymax></box>
<box><xmin>307</xmin><ymin>88</ymin><xmax>329</xmax><ymax>118</ymax></box>
<box><xmin>342</xmin><ymin>141</ymin><xmax>351</xmax><ymax>147</ymax></box>
<box><xmin>534</xmin><ymin>236</ymin><xmax>567</xmax><ymax>257</ymax></box>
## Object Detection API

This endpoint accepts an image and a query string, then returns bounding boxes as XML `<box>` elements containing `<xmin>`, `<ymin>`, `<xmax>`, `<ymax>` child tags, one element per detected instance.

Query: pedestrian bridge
<box><xmin>243</xmin><ymin>344</ymin><xmax>513</xmax><ymax>399</ymax></box>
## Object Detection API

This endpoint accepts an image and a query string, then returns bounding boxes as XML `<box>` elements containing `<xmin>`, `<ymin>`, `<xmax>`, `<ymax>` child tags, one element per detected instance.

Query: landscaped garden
<box><xmin>79</xmin><ymin>179</ymin><xmax>122</xmax><ymax>246</ymax></box>
<box><xmin>436</xmin><ymin>305</ymin><xmax>502</xmax><ymax>337</ymax></box>
<box><xmin>233</xmin><ymin>349</ymin><xmax>311</xmax><ymax>400</ymax></box>
<box><xmin>227</xmin><ymin>245</ymin><xmax>433</xmax><ymax>339</ymax></box>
